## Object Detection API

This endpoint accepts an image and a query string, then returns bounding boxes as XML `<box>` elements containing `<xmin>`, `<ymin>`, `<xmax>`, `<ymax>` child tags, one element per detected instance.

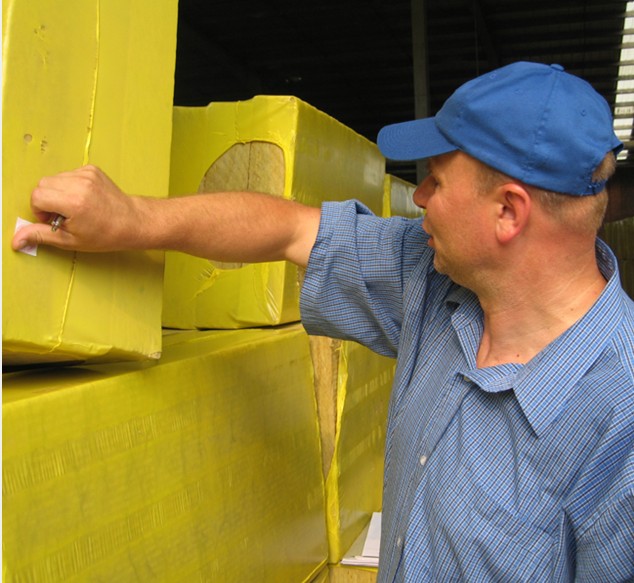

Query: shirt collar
<box><xmin>447</xmin><ymin>240</ymin><xmax>625</xmax><ymax>437</ymax></box>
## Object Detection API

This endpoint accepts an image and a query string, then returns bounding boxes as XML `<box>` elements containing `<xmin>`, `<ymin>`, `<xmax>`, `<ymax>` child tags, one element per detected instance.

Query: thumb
<box><xmin>12</xmin><ymin>221</ymin><xmax>68</xmax><ymax>252</ymax></box>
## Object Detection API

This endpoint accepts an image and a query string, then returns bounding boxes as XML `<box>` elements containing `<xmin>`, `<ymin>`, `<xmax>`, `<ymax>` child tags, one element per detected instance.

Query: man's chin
<box><xmin>433</xmin><ymin>256</ymin><xmax>459</xmax><ymax>283</ymax></box>
<box><xmin>432</xmin><ymin>255</ymin><xmax>446</xmax><ymax>275</ymax></box>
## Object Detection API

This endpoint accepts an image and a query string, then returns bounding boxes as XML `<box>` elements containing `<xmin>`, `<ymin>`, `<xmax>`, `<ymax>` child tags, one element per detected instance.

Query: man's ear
<box><xmin>494</xmin><ymin>183</ymin><xmax>531</xmax><ymax>244</ymax></box>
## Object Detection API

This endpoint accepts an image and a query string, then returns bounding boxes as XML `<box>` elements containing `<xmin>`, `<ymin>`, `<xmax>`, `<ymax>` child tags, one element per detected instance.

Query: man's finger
<box><xmin>12</xmin><ymin>221</ymin><xmax>70</xmax><ymax>252</ymax></box>
<box><xmin>30</xmin><ymin>183</ymin><xmax>69</xmax><ymax>217</ymax></box>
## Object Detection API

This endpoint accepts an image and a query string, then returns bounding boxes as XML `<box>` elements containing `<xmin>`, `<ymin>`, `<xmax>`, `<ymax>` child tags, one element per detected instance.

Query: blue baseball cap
<box><xmin>377</xmin><ymin>62</ymin><xmax>623</xmax><ymax>195</ymax></box>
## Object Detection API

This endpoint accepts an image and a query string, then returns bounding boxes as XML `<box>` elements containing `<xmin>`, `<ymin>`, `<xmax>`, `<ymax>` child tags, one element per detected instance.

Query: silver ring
<box><xmin>50</xmin><ymin>214</ymin><xmax>65</xmax><ymax>232</ymax></box>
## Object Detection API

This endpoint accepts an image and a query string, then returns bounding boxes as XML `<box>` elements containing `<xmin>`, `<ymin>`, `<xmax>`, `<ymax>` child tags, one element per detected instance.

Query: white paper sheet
<box><xmin>341</xmin><ymin>512</ymin><xmax>381</xmax><ymax>567</ymax></box>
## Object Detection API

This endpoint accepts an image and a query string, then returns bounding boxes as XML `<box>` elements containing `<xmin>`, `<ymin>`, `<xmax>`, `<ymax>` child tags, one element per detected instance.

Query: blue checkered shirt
<box><xmin>300</xmin><ymin>200</ymin><xmax>634</xmax><ymax>582</ymax></box>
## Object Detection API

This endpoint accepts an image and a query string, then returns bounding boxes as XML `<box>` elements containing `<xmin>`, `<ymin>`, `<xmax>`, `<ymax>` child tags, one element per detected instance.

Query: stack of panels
<box><xmin>164</xmin><ymin>96</ymin><xmax>386</xmax><ymax>329</ymax></box>
<box><xmin>329</xmin><ymin>565</ymin><xmax>378</xmax><ymax>583</ymax></box>
<box><xmin>310</xmin><ymin>563</ymin><xmax>377</xmax><ymax>583</ymax></box>
<box><xmin>3</xmin><ymin>325</ymin><xmax>328</xmax><ymax>582</ymax></box>
<box><xmin>310</xmin><ymin>337</ymin><xmax>395</xmax><ymax>564</ymax></box>
<box><xmin>3</xmin><ymin>7</ymin><xmax>396</xmax><ymax>576</ymax></box>
<box><xmin>2</xmin><ymin>0</ymin><xmax>178</xmax><ymax>365</ymax></box>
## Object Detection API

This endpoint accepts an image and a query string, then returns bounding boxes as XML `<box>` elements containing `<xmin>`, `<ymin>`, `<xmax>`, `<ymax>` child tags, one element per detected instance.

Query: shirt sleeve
<box><xmin>300</xmin><ymin>199</ymin><xmax>430</xmax><ymax>358</ymax></box>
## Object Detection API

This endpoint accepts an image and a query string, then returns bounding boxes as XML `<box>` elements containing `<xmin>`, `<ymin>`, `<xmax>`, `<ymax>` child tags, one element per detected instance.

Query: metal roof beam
<box><xmin>411</xmin><ymin>0</ymin><xmax>431</xmax><ymax>182</ymax></box>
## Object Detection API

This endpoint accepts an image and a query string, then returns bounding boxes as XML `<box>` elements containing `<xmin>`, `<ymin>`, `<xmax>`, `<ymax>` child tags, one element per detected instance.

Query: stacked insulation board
<box><xmin>310</xmin><ymin>337</ymin><xmax>395</xmax><ymax>564</ymax></box>
<box><xmin>2</xmin><ymin>0</ymin><xmax>178</xmax><ymax>364</ymax></box>
<box><xmin>2</xmin><ymin>325</ymin><xmax>395</xmax><ymax>582</ymax></box>
<box><xmin>329</xmin><ymin>565</ymin><xmax>379</xmax><ymax>582</ymax></box>
<box><xmin>3</xmin><ymin>5</ymin><xmax>397</xmax><ymax>578</ymax></box>
<box><xmin>164</xmin><ymin>97</ymin><xmax>397</xmax><ymax>574</ymax></box>
<box><xmin>164</xmin><ymin>96</ymin><xmax>386</xmax><ymax>329</ymax></box>
<box><xmin>3</xmin><ymin>326</ymin><xmax>328</xmax><ymax>582</ymax></box>
<box><xmin>310</xmin><ymin>562</ymin><xmax>377</xmax><ymax>583</ymax></box>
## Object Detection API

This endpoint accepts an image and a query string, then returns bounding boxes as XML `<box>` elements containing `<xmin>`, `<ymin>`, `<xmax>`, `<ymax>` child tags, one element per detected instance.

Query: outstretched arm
<box><xmin>11</xmin><ymin>165</ymin><xmax>321</xmax><ymax>267</ymax></box>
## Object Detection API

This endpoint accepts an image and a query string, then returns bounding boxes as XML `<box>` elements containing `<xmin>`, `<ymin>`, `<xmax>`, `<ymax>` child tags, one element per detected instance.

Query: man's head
<box><xmin>378</xmin><ymin>62</ymin><xmax>622</xmax><ymax>197</ymax></box>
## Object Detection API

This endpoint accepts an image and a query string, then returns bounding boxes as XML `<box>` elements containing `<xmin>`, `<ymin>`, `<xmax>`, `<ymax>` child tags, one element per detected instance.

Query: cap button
<box><xmin>550</xmin><ymin>64</ymin><xmax>565</xmax><ymax>71</ymax></box>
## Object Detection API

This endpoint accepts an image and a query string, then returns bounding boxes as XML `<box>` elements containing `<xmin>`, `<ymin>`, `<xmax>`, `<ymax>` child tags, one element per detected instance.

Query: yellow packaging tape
<box><xmin>164</xmin><ymin>96</ymin><xmax>386</xmax><ymax>329</ymax></box>
<box><xmin>2</xmin><ymin>0</ymin><xmax>178</xmax><ymax>364</ymax></box>
<box><xmin>3</xmin><ymin>325</ymin><xmax>327</xmax><ymax>582</ymax></box>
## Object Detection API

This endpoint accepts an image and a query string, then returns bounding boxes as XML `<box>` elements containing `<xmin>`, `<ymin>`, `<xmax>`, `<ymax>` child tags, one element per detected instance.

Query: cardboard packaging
<box><xmin>310</xmin><ymin>336</ymin><xmax>395</xmax><ymax>563</ymax></box>
<box><xmin>3</xmin><ymin>325</ymin><xmax>328</xmax><ymax>582</ymax></box>
<box><xmin>383</xmin><ymin>174</ymin><xmax>421</xmax><ymax>219</ymax></box>
<box><xmin>164</xmin><ymin>96</ymin><xmax>386</xmax><ymax>329</ymax></box>
<box><xmin>2</xmin><ymin>0</ymin><xmax>178</xmax><ymax>364</ymax></box>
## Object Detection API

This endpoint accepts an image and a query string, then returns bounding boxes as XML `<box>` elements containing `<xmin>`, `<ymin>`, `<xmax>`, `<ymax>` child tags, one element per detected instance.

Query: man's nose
<box><xmin>413</xmin><ymin>175</ymin><xmax>434</xmax><ymax>209</ymax></box>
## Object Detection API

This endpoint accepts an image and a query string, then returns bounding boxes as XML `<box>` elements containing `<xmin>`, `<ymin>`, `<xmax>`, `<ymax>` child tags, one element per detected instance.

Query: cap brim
<box><xmin>377</xmin><ymin>117</ymin><xmax>457</xmax><ymax>161</ymax></box>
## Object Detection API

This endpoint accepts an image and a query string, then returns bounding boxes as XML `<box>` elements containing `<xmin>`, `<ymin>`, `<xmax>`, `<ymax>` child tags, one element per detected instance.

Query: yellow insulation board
<box><xmin>2</xmin><ymin>0</ymin><xmax>178</xmax><ymax>364</ymax></box>
<box><xmin>383</xmin><ymin>174</ymin><xmax>421</xmax><ymax>219</ymax></box>
<box><xmin>329</xmin><ymin>565</ymin><xmax>378</xmax><ymax>583</ymax></box>
<box><xmin>310</xmin><ymin>566</ymin><xmax>330</xmax><ymax>583</ymax></box>
<box><xmin>3</xmin><ymin>325</ymin><xmax>328</xmax><ymax>582</ymax></box>
<box><xmin>310</xmin><ymin>337</ymin><xmax>395</xmax><ymax>563</ymax></box>
<box><xmin>164</xmin><ymin>96</ymin><xmax>386</xmax><ymax>329</ymax></box>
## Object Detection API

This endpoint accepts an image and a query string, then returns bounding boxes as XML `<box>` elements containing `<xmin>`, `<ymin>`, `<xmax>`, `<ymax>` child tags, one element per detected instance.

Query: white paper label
<box><xmin>15</xmin><ymin>217</ymin><xmax>38</xmax><ymax>256</ymax></box>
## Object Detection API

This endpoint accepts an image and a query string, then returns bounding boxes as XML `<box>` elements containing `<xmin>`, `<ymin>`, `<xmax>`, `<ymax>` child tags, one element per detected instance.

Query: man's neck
<box><xmin>475</xmin><ymin>255</ymin><xmax>606</xmax><ymax>369</ymax></box>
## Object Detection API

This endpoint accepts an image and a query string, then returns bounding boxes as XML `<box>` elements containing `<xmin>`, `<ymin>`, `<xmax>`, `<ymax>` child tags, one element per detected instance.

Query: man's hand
<box><xmin>12</xmin><ymin>165</ymin><xmax>141</xmax><ymax>253</ymax></box>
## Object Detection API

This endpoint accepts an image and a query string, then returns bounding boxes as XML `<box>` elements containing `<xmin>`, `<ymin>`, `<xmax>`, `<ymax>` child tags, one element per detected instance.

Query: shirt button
<box><xmin>397</xmin><ymin>536</ymin><xmax>403</xmax><ymax>548</ymax></box>
<box><xmin>419</xmin><ymin>455</ymin><xmax>428</xmax><ymax>466</ymax></box>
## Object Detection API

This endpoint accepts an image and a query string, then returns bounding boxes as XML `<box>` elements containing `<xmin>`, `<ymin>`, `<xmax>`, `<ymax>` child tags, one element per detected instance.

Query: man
<box><xmin>12</xmin><ymin>62</ymin><xmax>634</xmax><ymax>581</ymax></box>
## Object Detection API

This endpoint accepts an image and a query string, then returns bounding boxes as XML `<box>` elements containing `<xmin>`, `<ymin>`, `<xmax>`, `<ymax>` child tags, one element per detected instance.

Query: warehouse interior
<box><xmin>4</xmin><ymin>1</ymin><xmax>633</xmax><ymax>581</ymax></box>
<box><xmin>174</xmin><ymin>0</ymin><xmax>632</xmax><ymax>190</ymax></box>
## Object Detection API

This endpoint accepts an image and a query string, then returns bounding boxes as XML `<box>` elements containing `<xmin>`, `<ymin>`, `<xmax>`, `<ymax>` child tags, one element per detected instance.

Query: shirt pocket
<box><xmin>441</xmin><ymin>470</ymin><xmax>556</xmax><ymax>582</ymax></box>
